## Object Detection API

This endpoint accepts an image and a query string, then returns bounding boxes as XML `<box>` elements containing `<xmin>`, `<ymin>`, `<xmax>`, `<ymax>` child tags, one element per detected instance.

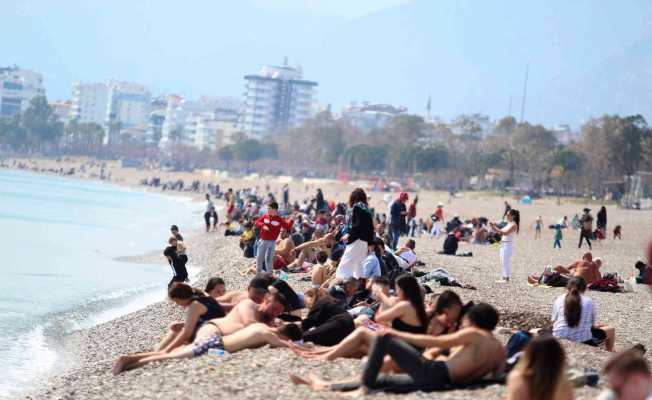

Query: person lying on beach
<box><xmin>552</xmin><ymin>276</ymin><xmax>616</xmax><ymax>352</ymax></box>
<box><xmin>527</xmin><ymin>252</ymin><xmax>601</xmax><ymax>286</ymax></box>
<box><xmin>217</xmin><ymin>275</ymin><xmax>272</xmax><ymax>311</ymax></box>
<box><xmin>113</xmin><ymin>292</ymin><xmax>288</xmax><ymax>374</ymax></box>
<box><xmin>289</xmin><ymin>303</ymin><xmax>505</xmax><ymax>396</ymax></box>
<box><xmin>205</xmin><ymin>277</ymin><xmax>226</xmax><ymax>299</ymax></box>
<box><xmin>300</xmin><ymin>288</ymin><xmax>355</xmax><ymax>346</ymax></box>
<box><xmin>599</xmin><ymin>349</ymin><xmax>652</xmax><ymax>400</ymax></box>
<box><xmin>505</xmin><ymin>335</ymin><xmax>574</xmax><ymax>400</ymax></box>
<box><xmin>293</xmin><ymin>289</ymin><xmax>463</xmax><ymax>362</ymax></box>
<box><xmin>394</xmin><ymin>239</ymin><xmax>417</xmax><ymax>270</ymax></box>
<box><xmin>154</xmin><ymin>283</ymin><xmax>225</xmax><ymax>353</ymax></box>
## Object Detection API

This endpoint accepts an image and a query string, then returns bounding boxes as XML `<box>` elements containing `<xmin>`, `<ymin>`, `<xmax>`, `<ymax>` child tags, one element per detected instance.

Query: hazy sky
<box><xmin>2</xmin><ymin>0</ymin><xmax>651</xmax><ymax>126</ymax></box>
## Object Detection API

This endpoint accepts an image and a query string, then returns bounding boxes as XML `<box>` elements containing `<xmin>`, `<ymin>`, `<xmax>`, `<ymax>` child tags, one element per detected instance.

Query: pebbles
<box><xmin>26</xmin><ymin>195</ymin><xmax>652</xmax><ymax>400</ymax></box>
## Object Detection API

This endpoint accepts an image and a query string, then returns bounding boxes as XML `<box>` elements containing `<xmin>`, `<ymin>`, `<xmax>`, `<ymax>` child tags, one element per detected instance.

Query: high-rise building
<box><xmin>241</xmin><ymin>62</ymin><xmax>317</xmax><ymax>138</ymax></box>
<box><xmin>0</xmin><ymin>66</ymin><xmax>45</xmax><ymax>117</ymax></box>
<box><xmin>69</xmin><ymin>82</ymin><xmax>109</xmax><ymax>125</ymax></box>
<box><xmin>69</xmin><ymin>80</ymin><xmax>151</xmax><ymax>145</ymax></box>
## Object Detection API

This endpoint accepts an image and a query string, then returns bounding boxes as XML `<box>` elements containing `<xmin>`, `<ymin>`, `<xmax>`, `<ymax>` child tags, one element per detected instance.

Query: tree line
<box><xmin>1</xmin><ymin>96</ymin><xmax>651</xmax><ymax>194</ymax></box>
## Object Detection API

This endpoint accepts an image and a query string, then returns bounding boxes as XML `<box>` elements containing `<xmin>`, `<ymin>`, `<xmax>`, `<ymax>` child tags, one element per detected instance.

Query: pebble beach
<box><xmin>5</xmin><ymin>158</ymin><xmax>651</xmax><ymax>400</ymax></box>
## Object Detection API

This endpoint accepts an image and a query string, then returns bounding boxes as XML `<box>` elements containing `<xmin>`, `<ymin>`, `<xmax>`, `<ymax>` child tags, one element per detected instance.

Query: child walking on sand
<box><xmin>255</xmin><ymin>202</ymin><xmax>293</xmax><ymax>273</ymax></box>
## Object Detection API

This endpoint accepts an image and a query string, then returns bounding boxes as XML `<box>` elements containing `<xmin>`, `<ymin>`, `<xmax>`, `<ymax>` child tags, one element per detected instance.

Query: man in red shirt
<box><xmin>255</xmin><ymin>202</ymin><xmax>294</xmax><ymax>273</ymax></box>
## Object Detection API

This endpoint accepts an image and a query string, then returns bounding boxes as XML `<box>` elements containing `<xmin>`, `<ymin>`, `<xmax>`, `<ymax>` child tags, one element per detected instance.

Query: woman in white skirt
<box><xmin>490</xmin><ymin>209</ymin><xmax>520</xmax><ymax>283</ymax></box>
<box><xmin>335</xmin><ymin>188</ymin><xmax>375</xmax><ymax>279</ymax></box>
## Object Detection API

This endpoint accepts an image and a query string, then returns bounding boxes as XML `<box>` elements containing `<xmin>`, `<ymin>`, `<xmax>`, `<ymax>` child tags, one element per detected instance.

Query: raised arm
<box><xmin>382</xmin><ymin>327</ymin><xmax>477</xmax><ymax>349</ymax></box>
<box><xmin>374</xmin><ymin>301</ymin><xmax>409</xmax><ymax>326</ymax></box>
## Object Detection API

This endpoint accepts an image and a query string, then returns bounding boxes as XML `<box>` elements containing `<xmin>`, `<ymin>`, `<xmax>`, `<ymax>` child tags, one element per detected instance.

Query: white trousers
<box><xmin>500</xmin><ymin>242</ymin><xmax>513</xmax><ymax>279</ymax></box>
<box><xmin>431</xmin><ymin>222</ymin><xmax>442</xmax><ymax>238</ymax></box>
<box><xmin>336</xmin><ymin>239</ymin><xmax>368</xmax><ymax>279</ymax></box>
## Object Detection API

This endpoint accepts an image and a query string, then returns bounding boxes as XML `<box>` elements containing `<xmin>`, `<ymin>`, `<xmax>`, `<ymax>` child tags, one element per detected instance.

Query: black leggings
<box><xmin>330</xmin><ymin>335</ymin><xmax>451</xmax><ymax>393</ymax></box>
<box><xmin>578</xmin><ymin>229</ymin><xmax>592</xmax><ymax>249</ymax></box>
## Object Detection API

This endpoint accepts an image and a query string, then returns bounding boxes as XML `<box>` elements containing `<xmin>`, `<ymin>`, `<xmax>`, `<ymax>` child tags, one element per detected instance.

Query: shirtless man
<box><xmin>217</xmin><ymin>275</ymin><xmax>272</xmax><ymax>311</ymax></box>
<box><xmin>287</xmin><ymin>232</ymin><xmax>335</xmax><ymax>270</ymax></box>
<box><xmin>527</xmin><ymin>252</ymin><xmax>602</xmax><ymax>286</ymax></box>
<box><xmin>290</xmin><ymin>303</ymin><xmax>504</xmax><ymax>395</ymax></box>
<box><xmin>112</xmin><ymin>293</ymin><xmax>287</xmax><ymax>374</ymax></box>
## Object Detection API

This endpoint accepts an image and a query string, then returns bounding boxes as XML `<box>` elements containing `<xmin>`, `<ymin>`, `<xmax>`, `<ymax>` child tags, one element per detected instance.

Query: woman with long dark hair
<box><xmin>335</xmin><ymin>188</ymin><xmax>374</xmax><ymax>279</ymax></box>
<box><xmin>506</xmin><ymin>335</ymin><xmax>574</xmax><ymax>400</ymax></box>
<box><xmin>551</xmin><ymin>277</ymin><xmax>616</xmax><ymax>351</ymax></box>
<box><xmin>490</xmin><ymin>208</ymin><xmax>520</xmax><ymax>283</ymax></box>
<box><xmin>154</xmin><ymin>282</ymin><xmax>225</xmax><ymax>353</ymax></box>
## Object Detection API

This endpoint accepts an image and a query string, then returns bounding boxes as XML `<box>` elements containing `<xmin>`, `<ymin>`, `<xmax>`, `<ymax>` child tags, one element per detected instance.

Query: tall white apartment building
<box><xmin>241</xmin><ymin>63</ymin><xmax>317</xmax><ymax>138</ymax></box>
<box><xmin>69</xmin><ymin>80</ymin><xmax>151</xmax><ymax>145</ymax></box>
<box><xmin>69</xmin><ymin>82</ymin><xmax>109</xmax><ymax>125</ymax></box>
<box><xmin>0</xmin><ymin>66</ymin><xmax>45</xmax><ymax>117</ymax></box>
<box><xmin>160</xmin><ymin>95</ymin><xmax>202</xmax><ymax>147</ymax></box>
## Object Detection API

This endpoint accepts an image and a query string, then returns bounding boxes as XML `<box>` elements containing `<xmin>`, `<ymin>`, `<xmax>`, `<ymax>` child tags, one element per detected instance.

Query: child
<box><xmin>255</xmin><ymin>202</ymin><xmax>293</xmax><ymax>273</ymax></box>
<box><xmin>534</xmin><ymin>216</ymin><xmax>543</xmax><ymax>239</ymax></box>
<box><xmin>553</xmin><ymin>224</ymin><xmax>562</xmax><ymax>249</ymax></box>
<box><xmin>239</xmin><ymin>221</ymin><xmax>255</xmax><ymax>258</ymax></box>
<box><xmin>613</xmin><ymin>225</ymin><xmax>622</xmax><ymax>240</ymax></box>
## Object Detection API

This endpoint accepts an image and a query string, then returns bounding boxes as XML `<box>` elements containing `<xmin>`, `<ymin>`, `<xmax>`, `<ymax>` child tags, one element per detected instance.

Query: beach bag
<box><xmin>505</xmin><ymin>331</ymin><xmax>532</xmax><ymax>373</ymax></box>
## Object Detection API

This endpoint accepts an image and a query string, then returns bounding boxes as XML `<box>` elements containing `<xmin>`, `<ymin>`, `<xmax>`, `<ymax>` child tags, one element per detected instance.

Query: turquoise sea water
<box><xmin>0</xmin><ymin>169</ymin><xmax>202</xmax><ymax>399</ymax></box>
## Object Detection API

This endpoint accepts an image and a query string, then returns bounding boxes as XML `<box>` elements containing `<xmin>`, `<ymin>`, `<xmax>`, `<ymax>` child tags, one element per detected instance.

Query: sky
<box><xmin>2</xmin><ymin>0</ymin><xmax>651</xmax><ymax>127</ymax></box>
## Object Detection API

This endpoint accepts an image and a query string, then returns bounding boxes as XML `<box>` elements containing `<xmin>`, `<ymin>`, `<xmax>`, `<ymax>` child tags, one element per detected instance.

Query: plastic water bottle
<box><xmin>279</xmin><ymin>271</ymin><xmax>289</xmax><ymax>281</ymax></box>
<box><xmin>208</xmin><ymin>348</ymin><xmax>225</xmax><ymax>358</ymax></box>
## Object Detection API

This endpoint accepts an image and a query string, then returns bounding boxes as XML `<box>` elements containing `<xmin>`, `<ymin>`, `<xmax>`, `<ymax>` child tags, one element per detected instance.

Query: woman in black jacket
<box><xmin>335</xmin><ymin>188</ymin><xmax>375</xmax><ymax>279</ymax></box>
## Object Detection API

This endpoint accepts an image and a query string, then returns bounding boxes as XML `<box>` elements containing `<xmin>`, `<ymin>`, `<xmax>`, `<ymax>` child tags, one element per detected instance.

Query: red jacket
<box><xmin>255</xmin><ymin>214</ymin><xmax>294</xmax><ymax>241</ymax></box>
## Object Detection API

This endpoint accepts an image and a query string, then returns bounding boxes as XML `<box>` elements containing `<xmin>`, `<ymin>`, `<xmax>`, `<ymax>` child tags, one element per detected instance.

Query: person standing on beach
<box><xmin>534</xmin><ymin>216</ymin><xmax>543</xmax><ymax>239</ymax></box>
<box><xmin>578</xmin><ymin>208</ymin><xmax>593</xmax><ymax>250</ymax></box>
<box><xmin>164</xmin><ymin>237</ymin><xmax>188</xmax><ymax>285</ymax></box>
<box><xmin>282</xmin><ymin>184</ymin><xmax>290</xmax><ymax>208</ymax></box>
<box><xmin>336</xmin><ymin>188</ymin><xmax>374</xmax><ymax>279</ymax></box>
<box><xmin>432</xmin><ymin>202</ymin><xmax>444</xmax><ymax>238</ymax></box>
<box><xmin>170</xmin><ymin>225</ymin><xmax>183</xmax><ymax>241</ymax></box>
<box><xmin>554</xmin><ymin>224</ymin><xmax>563</xmax><ymax>249</ymax></box>
<box><xmin>389</xmin><ymin>192</ymin><xmax>408</xmax><ymax>250</ymax></box>
<box><xmin>597</xmin><ymin>206</ymin><xmax>607</xmax><ymax>240</ymax></box>
<box><xmin>255</xmin><ymin>201</ymin><xmax>293</xmax><ymax>273</ymax></box>
<box><xmin>407</xmin><ymin>196</ymin><xmax>418</xmax><ymax>237</ymax></box>
<box><xmin>204</xmin><ymin>194</ymin><xmax>218</xmax><ymax>232</ymax></box>
<box><xmin>315</xmin><ymin>188</ymin><xmax>326</xmax><ymax>211</ymax></box>
<box><xmin>490</xmin><ymin>209</ymin><xmax>519</xmax><ymax>283</ymax></box>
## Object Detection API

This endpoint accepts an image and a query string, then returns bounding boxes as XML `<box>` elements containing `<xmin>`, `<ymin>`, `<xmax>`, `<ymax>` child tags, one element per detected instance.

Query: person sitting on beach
<box><xmin>293</xmin><ymin>275</ymin><xmax>434</xmax><ymax>361</ymax></box>
<box><xmin>328</xmin><ymin>277</ymin><xmax>367</xmax><ymax>309</ymax></box>
<box><xmin>289</xmin><ymin>303</ymin><xmax>505</xmax><ymax>395</ymax></box>
<box><xmin>528</xmin><ymin>252</ymin><xmax>601</xmax><ymax>286</ymax></box>
<box><xmin>287</xmin><ymin>232</ymin><xmax>335</xmax><ymax>271</ymax></box>
<box><xmin>552</xmin><ymin>276</ymin><xmax>616</xmax><ymax>352</ymax></box>
<box><xmin>441</xmin><ymin>231</ymin><xmax>460</xmax><ymax>255</ymax></box>
<box><xmin>505</xmin><ymin>334</ymin><xmax>574</xmax><ymax>400</ymax></box>
<box><xmin>635</xmin><ymin>261</ymin><xmax>652</xmax><ymax>284</ymax></box>
<box><xmin>272</xmin><ymin>229</ymin><xmax>295</xmax><ymax>270</ymax></box>
<box><xmin>394</xmin><ymin>239</ymin><xmax>417</xmax><ymax>270</ymax></box>
<box><xmin>217</xmin><ymin>275</ymin><xmax>272</xmax><ymax>311</ymax></box>
<box><xmin>310</xmin><ymin>251</ymin><xmax>330</xmax><ymax>288</ymax></box>
<box><xmin>205</xmin><ymin>277</ymin><xmax>226</xmax><ymax>299</ymax></box>
<box><xmin>300</xmin><ymin>288</ymin><xmax>355</xmax><ymax>346</ymax></box>
<box><xmin>154</xmin><ymin>283</ymin><xmax>226</xmax><ymax>353</ymax></box>
<box><xmin>239</xmin><ymin>221</ymin><xmax>255</xmax><ymax>258</ymax></box>
<box><xmin>113</xmin><ymin>292</ymin><xmax>288</xmax><ymax>374</ymax></box>
<box><xmin>163</xmin><ymin>237</ymin><xmax>188</xmax><ymax>286</ymax></box>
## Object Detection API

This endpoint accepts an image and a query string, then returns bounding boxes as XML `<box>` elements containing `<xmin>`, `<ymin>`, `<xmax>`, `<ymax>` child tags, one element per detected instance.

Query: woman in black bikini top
<box><xmin>375</xmin><ymin>274</ymin><xmax>428</xmax><ymax>334</ymax></box>
<box><xmin>154</xmin><ymin>283</ymin><xmax>226</xmax><ymax>354</ymax></box>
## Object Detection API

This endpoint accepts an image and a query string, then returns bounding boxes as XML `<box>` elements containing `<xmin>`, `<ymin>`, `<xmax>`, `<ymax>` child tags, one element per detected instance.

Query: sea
<box><xmin>0</xmin><ymin>169</ymin><xmax>203</xmax><ymax>399</ymax></box>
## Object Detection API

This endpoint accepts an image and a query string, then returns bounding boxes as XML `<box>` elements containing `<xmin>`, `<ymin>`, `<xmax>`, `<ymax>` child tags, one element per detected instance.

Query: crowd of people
<box><xmin>117</xmin><ymin>185</ymin><xmax>652</xmax><ymax>399</ymax></box>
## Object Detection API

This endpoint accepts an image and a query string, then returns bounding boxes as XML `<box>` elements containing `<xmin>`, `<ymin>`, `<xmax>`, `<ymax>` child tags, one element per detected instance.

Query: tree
<box><xmin>218</xmin><ymin>145</ymin><xmax>234</xmax><ymax>168</ymax></box>
<box><xmin>342</xmin><ymin>144</ymin><xmax>386</xmax><ymax>172</ymax></box>
<box><xmin>0</xmin><ymin>115</ymin><xmax>26</xmax><ymax>147</ymax></box>
<box><xmin>415</xmin><ymin>145</ymin><xmax>449</xmax><ymax>171</ymax></box>
<box><xmin>21</xmin><ymin>96</ymin><xmax>63</xmax><ymax>148</ymax></box>
<box><xmin>233</xmin><ymin>138</ymin><xmax>264</xmax><ymax>166</ymax></box>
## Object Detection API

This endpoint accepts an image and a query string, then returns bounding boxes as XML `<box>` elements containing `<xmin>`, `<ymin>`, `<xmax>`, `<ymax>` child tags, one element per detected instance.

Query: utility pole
<box><xmin>519</xmin><ymin>63</ymin><xmax>529</xmax><ymax>123</ymax></box>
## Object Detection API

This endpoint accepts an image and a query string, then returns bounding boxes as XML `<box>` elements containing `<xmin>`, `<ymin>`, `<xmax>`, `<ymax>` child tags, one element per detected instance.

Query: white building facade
<box><xmin>340</xmin><ymin>102</ymin><xmax>407</xmax><ymax>133</ymax></box>
<box><xmin>0</xmin><ymin>67</ymin><xmax>45</xmax><ymax>117</ymax></box>
<box><xmin>241</xmin><ymin>64</ymin><xmax>317</xmax><ymax>138</ymax></box>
